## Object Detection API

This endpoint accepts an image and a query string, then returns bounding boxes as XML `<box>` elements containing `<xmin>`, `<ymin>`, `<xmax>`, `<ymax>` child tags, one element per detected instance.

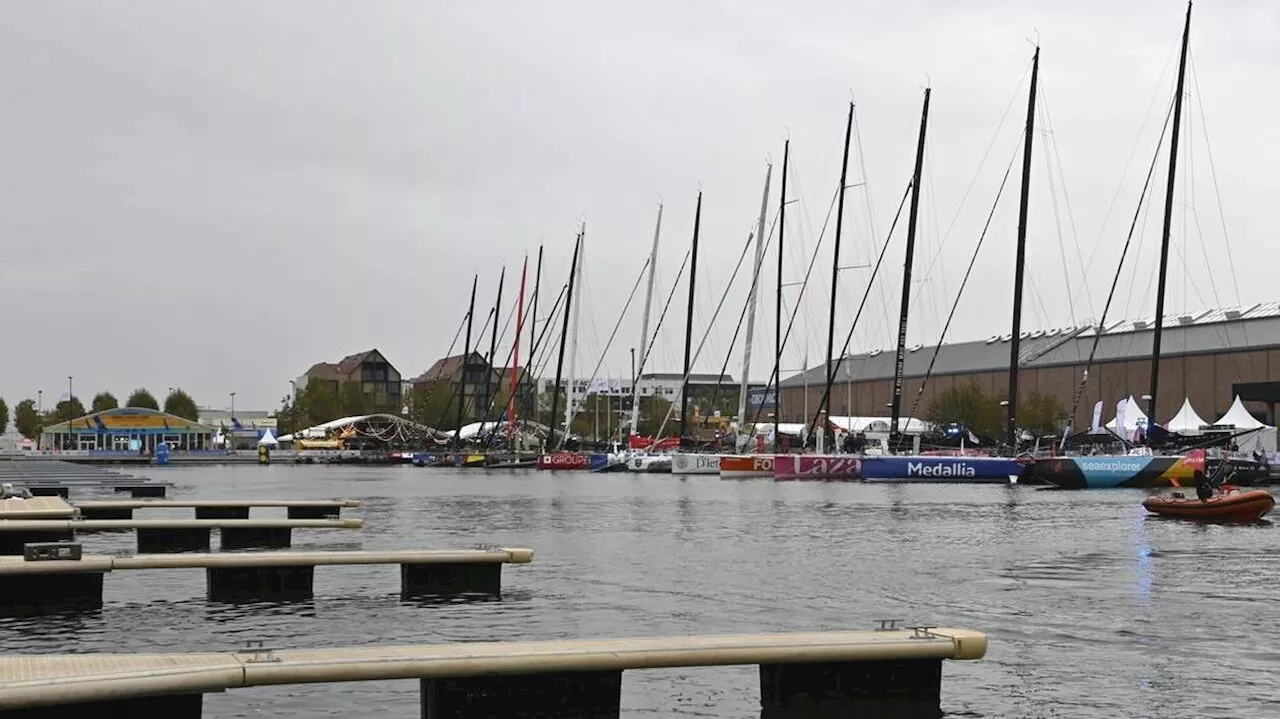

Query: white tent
<box><xmin>1105</xmin><ymin>395</ymin><xmax>1148</xmax><ymax>433</ymax></box>
<box><xmin>257</xmin><ymin>429</ymin><xmax>278</xmax><ymax>447</ymax></box>
<box><xmin>1165</xmin><ymin>398</ymin><xmax>1208</xmax><ymax>434</ymax></box>
<box><xmin>1215</xmin><ymin>396</ymin><xmax>1267</xmax><ymax>430</ymax></box>
<box><xmin>1213</xmin><ymin>396</ymin><xmax>1277</xmax><ymax>455</ymax></box>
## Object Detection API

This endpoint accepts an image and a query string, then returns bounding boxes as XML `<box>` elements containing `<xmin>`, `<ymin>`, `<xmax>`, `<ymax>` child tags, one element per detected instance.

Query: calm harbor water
<box><xmin>2</xmin><ymin>465</ymin><xmax>1279</xmax><ymax>718</ymax></box>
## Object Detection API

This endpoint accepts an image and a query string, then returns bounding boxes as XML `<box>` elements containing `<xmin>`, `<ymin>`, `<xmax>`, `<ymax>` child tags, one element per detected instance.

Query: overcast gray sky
<box><xmin>1</xmin><ymin>1</ymin><xmax>1275</xmax><ymax>411</ymax></box>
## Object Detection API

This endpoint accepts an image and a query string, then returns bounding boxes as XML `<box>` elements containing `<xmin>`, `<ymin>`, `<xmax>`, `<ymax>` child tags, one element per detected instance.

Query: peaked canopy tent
<box><xmin>1215</xmin><ymin>396</ymin><xmax>1267</xmax><ymax>430</ymax></box>
<box><xmin>1165</xmin><ymin>398</ymin><xmax>1208</xmax><ymax>435</ymax></box>
<box><xmin>1212</xmin><ymin>395</ymin><xmax>1277</xmax><ymax>454</ymax></box>
<box><xmin>257</xmin><ymin>429</ymin><xmax>278</xmax><ymax>447</ymax></box>
<box><xmin>1104</xmin><ymin>395</ymin><xmax>1148</xmax><ymax>435</ymax></box>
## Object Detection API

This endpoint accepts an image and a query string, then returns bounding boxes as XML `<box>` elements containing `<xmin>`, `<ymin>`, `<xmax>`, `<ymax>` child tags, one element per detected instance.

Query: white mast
<box><xmin>737</xmin><ymin>163</ymin><xmax>772</xmax><ymax>451</ymax></box>
<box><xmin>564</xmin><ymin>225</ymin><xmax>586</xmax><ymax>435</ymax></box>
<box><xmin>629</xmin><ymin>205</ymin><xmax>663</xmax><ymax>440</ymax></box>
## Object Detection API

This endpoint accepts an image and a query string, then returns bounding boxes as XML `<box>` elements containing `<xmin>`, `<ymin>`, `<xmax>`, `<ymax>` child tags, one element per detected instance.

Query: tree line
<box><xmin>924</xmin><ymin>380</ymin><xmax>1067</xmax><ymax>441</ymax></box>
<box><xmin>2</xmin><ymin>388</ymin><xmax>201</xmax><ymax>440</ymax></box>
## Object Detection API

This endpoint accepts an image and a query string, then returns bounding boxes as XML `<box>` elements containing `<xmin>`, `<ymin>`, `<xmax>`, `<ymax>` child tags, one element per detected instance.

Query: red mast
<box><xmin>507</xmin><ymin>256</ymin><xmax>528</xmax><ymax>442</ymax></box>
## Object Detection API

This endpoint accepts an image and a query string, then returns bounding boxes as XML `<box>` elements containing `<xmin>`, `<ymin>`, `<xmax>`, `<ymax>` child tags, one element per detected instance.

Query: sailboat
<box><xmin>1031</xmin><ymin>2</ymin><xmax>1219</xmax><ymax>489</ymax></box>
<box><xmin>776</xmin><ymin>102</ymin><xmax>864</xmax><ymax>481</ymax></box>
<box><xmin>860</xmin><ymin>48</ymin><xmax>1045</xmax><ymax>485</ymax></box>
<box><xmin>713</xmin><ymin>161</ymin><xmax>776</xmax><ymax>478</ymax></box>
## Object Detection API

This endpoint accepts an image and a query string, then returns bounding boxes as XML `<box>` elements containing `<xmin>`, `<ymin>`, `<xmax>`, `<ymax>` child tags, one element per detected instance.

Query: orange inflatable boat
<box><xmin>1142</xmin><ymin>487</ymin><xmax>1275</xmax><ymax>522</ymax></box>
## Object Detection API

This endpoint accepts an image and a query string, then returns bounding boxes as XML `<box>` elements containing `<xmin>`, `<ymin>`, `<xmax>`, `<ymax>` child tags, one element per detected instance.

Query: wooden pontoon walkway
<box><xmin>0</xmin><ymin>517</ymin><xmax>364</xmax><ymax>554</ymax></box>
<box><xmin>0</xmin><ymin>547</ymin><xmax>534</xmax><ymax>610</ymax></box>
<box><xmin>0</xmin><ymin>497</ymin><xmax>76</xmax><ymax>520</ymax></box>
<box><xmin>0</xmin><ymin>627</ymin><xmax>987</xmax><ymax>717</ymax></box>
<box><xmin>73</xmin><ymin>498</ymin><xmax>360</xmax><ymax>520</ymax></box>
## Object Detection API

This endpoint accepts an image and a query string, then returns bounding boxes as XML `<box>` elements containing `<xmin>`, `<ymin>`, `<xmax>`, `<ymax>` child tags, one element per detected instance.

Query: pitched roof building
<box><xmin>296</xmin><ymin>348</ymin><xmax>402</xmax><ymax>411</ymax></box>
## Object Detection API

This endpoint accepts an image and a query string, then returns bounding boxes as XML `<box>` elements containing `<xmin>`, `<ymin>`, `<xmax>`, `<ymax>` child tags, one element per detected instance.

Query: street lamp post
<box><xmin>67</xmin><ymin>376</ymin><xmax>73</xmax><ymax>451</ymax></box>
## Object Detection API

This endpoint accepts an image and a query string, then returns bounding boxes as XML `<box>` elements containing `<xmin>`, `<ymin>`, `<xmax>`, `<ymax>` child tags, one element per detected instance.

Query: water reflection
<box><xmin>1</xmin><ymin>467</ymin><xmax>1275</xmax><ymax>718</ymax></box>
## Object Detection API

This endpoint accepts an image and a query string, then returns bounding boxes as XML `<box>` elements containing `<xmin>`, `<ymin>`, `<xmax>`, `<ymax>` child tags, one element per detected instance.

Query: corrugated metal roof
<box><xmin>780</xmin><ymin>305</ymin><xmax>1280</xmax><ymax>388</ymax></box>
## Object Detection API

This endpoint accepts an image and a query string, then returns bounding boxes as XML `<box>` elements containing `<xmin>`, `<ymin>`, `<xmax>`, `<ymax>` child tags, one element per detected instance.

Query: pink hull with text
<box><xmin>773</xmin><ymin>455</ymin><xmax>862</xmax><ymax>481</ymax></box>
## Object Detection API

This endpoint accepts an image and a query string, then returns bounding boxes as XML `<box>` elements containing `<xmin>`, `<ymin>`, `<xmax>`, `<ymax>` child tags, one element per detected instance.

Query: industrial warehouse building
<box><xmin>778</xmin><ymin>302</ymin><xmax>1280</xmax><ymax>430</ymax></box>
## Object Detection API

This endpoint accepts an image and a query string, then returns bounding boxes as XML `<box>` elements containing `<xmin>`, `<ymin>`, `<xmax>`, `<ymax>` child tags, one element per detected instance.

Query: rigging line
<box><xmin>651</xmin><ymin>228</ymin><xmax>760</xmax><ymax>442</ymax></box>
<box><xmin>1167</xmin><ymin>233</ymin><xmax>1210</xmax><ymax>310</ymax></box>
<box><xmin>473</xmin><ymin>307</ymin><xmax>496</xmax><ymax>361</ymax></box>
<box><xmin>852</xmin><ymin>104</ymin><xmax>892</xmax><ymax>350</ymax></box>
<box><xmin>748</xmin><ymin>194</ymin><xmax>871</xmax><ymax>432</ymax></box>
<box><xmin>1037</xmin><ymin>91</ymin><xmax>1081</xmax><ymax>333</ymax></box>
<box><xmin>915</xmin><ymin>58</ymin><xmax>1031</xmax><ymax>293</ymax></box>
<box><xmin>1038</xmin><ymin>82</ymin><xmax>1094</xmax><ymax>327</ymax></box>
<box><xmin>530</xmin><ymin>287</ymin><xmax>567</xmax><ymax>376</ymax></box>
<box><xmin>1115</xmin><ymin>183</ymin><xmax>1159</xmax><ymax>363</ymax></box>
<box><xmin>1186</xmin><ymin>46</ymin><xmax>1245</xmax><ymax>379</ymax></box>
<box><xmin>1189</xmin><ymin>49</ymin><xmax>1241</xmax><ymax>307</ymax></box>
<box><xmin>475</xmin><ymin>287</ymin><xmax>536</xmax><ymax>440</ymax></box>
<box><xmin>907</xmin><ymin>141</ymin><xmax>1020</xmax><ymax>423</ymax></box>
<box><xmin>411</xmin><ymin>312</ymin><xmax>469</xmax><ymax>421</ymax></box>
<box><xmin>1067</xmin><ymin>95</ymin><xmax>1175</xmax><ymax>427</ymax></box>
<box><xmin>788</xmin><ymin>163</ymin><xmax>843</xmax><ymax>352</ymax></box>
<box><xmin>1070</xmin><ymin>40</ymin><xmax>1179</xmax><ymax>315</ymax></box>
<box><xmin>637</xmin><ymin>244</ymin><xmax>693</xmax><ymax>381</ymax></box>
<box><xmin>479</xmin><ymin>276</ymin><xmax>572</xmax><ymax>446</ymax></box>
<box><xmin>576</xmin><ymin>256</ymin><xmax>653</xmax><ymax>405</ymax></box>
<box><xmin>708</xmin><ymin>213</ymin><xmax>781</xmax><ymax>415</ymax></box>
<box><xmin>433</xmin><ymin>285</ymin><xmax>562</xmax><ymax>434</ymax></box>
<box><xmin>805</xmin><ymin>180</ymin><xmax>914</xmax><ymax>438</ymax></box>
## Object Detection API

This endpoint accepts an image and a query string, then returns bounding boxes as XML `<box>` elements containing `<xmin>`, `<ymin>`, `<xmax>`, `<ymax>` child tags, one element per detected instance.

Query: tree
<box><xmin>295</xmin><ymin>381</ymin><xmax>341</xmax><ymax>428</ymax></box>
<box><xmin>408</xmin><ymin>381</ymin><xmax>459</xmax><ymax>429</ymax></box>
<box><xmin>163</xmin><ymin>388</ymin><xmax>200</xmax><ymax>421</ymax></box>
<box><xmin>126</xmin><ymin>388</ymin><xmax>159</xmax><ymax>410</ymax></box>
<box><xmin>46</xmin><ymin>397</ymin><xmax>85</xmax><ymax>425</ymax></box>
<box><xmin>339</xmin><ymin>381</ymin><xmax>372</xmax><ymax>417</ymax></box>
<box><xmin>91</xmin><ymin>392</ymin><xmax>119</xmax><ymax>413</ymax></box>
<box><xmin>635</xmin><ymin>396</ymin><xmax>675</xmax><ymax>437</ymax></box>
<box><xmin>14</xmin><ymin>399</ymin><xmax>39</xmax><ymax>440</ymax></box>
<box><xmin>925</xmin><ymin>380</ymin><xmax>1002</xmax><ymax>439</ymax></box>
<box><xmin>0</xmin><ymin>397</ymin><xmax>7</xmax><ymax>435</ymax></box>
<box><xmin>1018</xmin><ymin>392</ymin><xmax>1067</xmax><ymax>438</ymax></box>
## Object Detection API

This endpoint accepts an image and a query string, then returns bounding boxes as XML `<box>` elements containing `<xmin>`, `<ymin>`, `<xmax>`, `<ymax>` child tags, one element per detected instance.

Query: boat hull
<box><xmin>1143</xmin><ymin>488</ymin><xmax>1275</xmax><ymax>522</ymax></box>
<box><xmin>537</xmin><ymin>452</ymin><xmax>608</xmax><ymax>471</ymax></box>
<box><xmin>719</xmin><ymin>454</ymin><xmax>774</xmax><ymax>478</ymax></box>
<box><xmin>1031</xmin><ymin>454</ymin><xmax>1203</xmax><ymax>489</ymax></box>
<box><xmin>626</xmin><ymin>456</ymin><xmax>672</xmax><ymax>473</ymax></box>
<box><xmin>671</xmin><ymin>454</ymin><xmax>721</xmax><ymax>475</ymax></box>
<box><xmin>774</xmin><ymin>455</ymin><xmax>860</xmax><ymax>481</ymax></box>
<box><xmin>860</xmin><ymin>456</ymin><xmax>1028</xmax><ymax>484</ymax></box>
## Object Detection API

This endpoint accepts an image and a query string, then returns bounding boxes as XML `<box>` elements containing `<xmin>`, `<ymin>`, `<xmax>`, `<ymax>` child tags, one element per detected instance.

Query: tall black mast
<box><xmin>775</xmin><ymin>139</ymin><xmax>789</xmax><ymax>424</ymax></box>
<box><xmin>824</xmin><ymin>105</ymin><xmax>855</xmax><ymax>425</ymax></box>
<box><xmin>548</xmin><ymin>231</ymin><xmax>581</xmax><ymax>445</ymax></box>
<box><xmin>482</xmin><ymin>266</ymin><xmax>505</xmax><ymax>416</ymax></box>
<box><xmin>678</xmin><ymin>192</ymin><xmax>703</xmax><ymax>444</ymax></box>
<box><xmin>889</xmin><ymin>87</ymin><xmax>931</xmax><ymax>444</ymax></box>
<box><xmin>1006</xmin><ymin>48</ymin><xmax>1040</xmax><ymax>449</ymax></box>
<box><xmin>528</xmin><ymin>245</ymin><xmax>543</xmax><ymax>419</ymax></box>
<box><xmin>455</xmin><ymin>274</ymin><xmax>478</xmax><ymax>441</ymax></box>
<box><xmin>1148</xmin><ymin>1</ymin><xmax>1192</xmax><ymax>427</ymax></box>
